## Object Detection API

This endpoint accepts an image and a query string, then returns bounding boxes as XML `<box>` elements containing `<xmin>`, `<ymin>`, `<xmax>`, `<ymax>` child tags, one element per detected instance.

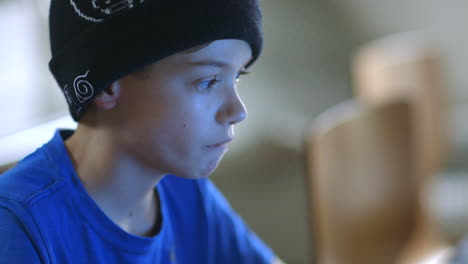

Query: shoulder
<box><xmin>0</xmin><ymin>145</ymin><xmax>62</xmax><ymax>204</ymax></box>
<box><xmin>0</xmin><ymin>205</ymin><xmax>46</xmax><ymax>263</ymax></box>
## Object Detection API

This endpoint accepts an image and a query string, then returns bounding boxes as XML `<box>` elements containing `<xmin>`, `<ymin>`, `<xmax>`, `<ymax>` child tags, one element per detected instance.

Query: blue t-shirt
<box><xmin>0</xmin><ymin>130</ymin><xmax>275</xmax><ymax>263</ymax></box>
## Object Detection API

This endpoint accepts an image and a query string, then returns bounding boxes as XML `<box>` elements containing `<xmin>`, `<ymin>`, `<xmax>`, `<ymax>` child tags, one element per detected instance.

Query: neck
<box><xmin>64</xmin><ymin>124</ymin><xmax>164</xmax><ymax>237</ymax></box>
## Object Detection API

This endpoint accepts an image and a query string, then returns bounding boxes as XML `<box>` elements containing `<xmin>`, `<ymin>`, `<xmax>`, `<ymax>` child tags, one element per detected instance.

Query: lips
<box><xmin>204</xmin><ymin>138</ymin><xmax>233</xmax><ymax>149</ymax></box>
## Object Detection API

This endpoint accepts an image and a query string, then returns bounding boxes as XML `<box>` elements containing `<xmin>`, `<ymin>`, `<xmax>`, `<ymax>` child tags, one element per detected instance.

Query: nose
<box><xmin>216</xmin><ymin>91</ymin><xmax>247</xmax><ymax>125</ymax></box>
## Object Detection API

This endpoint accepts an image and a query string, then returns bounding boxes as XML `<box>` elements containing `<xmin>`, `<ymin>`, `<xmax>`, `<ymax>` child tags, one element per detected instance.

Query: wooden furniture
<box><xmin>305</xmin><ymin>99</ymin><xmax>418</xmax><ymax>264</ymax></box>
<box><xmin>352</xmin><ymin>33</ymin><xmax>451</xmax><ymax>263</ymax></box>
<box><xmin>353</xmin><ymin>32</ymin><xmax>448</xmax><ymax>180</ymax></box>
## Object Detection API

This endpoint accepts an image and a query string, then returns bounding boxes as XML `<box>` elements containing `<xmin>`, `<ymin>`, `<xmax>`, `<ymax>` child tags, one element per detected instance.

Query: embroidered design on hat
<box><xmin>70</xmin><ymin>0</ymin><xmax>145</xmax><ymax>23</ymax></box>
<box><xmin>63</xmin><ymin>84</ymin><xmax>83</xmax><ymax>115</ymax></box>
<box><xmin>73</xmin><ymin>70</ymin><xmax>95</xmax><ymax>103</ymax></box>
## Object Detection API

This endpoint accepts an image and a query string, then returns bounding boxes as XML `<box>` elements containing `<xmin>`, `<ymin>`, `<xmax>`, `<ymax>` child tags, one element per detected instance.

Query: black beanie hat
<box><xmin>48</xmin><ymin>0</ymin><xmax>263</xmax><ymax>121</ymax></box>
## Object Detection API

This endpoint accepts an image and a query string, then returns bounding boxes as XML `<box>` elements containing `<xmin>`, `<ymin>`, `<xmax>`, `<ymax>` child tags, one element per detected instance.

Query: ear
<box><xmin>94</xmin><ymin>82</ymin><xmax>121</xmax><ymax>109</ymax></box>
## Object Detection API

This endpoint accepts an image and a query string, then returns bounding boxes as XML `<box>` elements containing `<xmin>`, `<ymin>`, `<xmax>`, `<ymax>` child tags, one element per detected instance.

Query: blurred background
<box><xmin>2</xmin><ymin>0</ymin><xmax>468</xmax><ymax>263</ymax></box>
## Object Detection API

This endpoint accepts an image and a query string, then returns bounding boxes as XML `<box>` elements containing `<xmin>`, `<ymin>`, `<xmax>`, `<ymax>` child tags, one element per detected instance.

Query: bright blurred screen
<box><xmin>0</xmin><ymin>0</ymin><xmax>68</xmax><ymax>138</ymax></box>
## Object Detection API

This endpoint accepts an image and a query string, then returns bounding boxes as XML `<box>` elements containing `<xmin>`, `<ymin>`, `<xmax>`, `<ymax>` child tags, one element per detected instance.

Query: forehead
<box><xmin>182</xmin><ymin>40</ymin><xmax>252</xmax><ymax>62</ymax></box>
<box><xmin>129</xmin><ymin>39</ymin><xmax>253</xmax><ymax>78</ymax></box>
<box><xmin>164</xmin><ymin>40</ymin><xmax>253</xmax><ymax>70</ymax></box>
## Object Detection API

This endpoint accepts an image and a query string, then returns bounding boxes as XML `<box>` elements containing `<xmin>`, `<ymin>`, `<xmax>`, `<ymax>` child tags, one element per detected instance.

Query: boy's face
<box><xmin>114</xmin><ymin>39</ymin><xmax>252</xmax><ymax>178</ymax></box>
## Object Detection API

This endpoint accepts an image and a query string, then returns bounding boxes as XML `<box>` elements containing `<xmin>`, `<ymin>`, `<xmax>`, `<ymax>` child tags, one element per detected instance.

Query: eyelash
<box><xmin>196</xmin><ymin>78</ymin><xmax>221</xmax><ymax>91</ymax></box>
<box><xmin>196</xmin><ymin>70</ymin><xmax>251</xmax><ymax>92</ymax></box>
<box><xmin>236</xmin><ymin>70</ymin><xmax>250</xmax><ymax>83</ymax></box>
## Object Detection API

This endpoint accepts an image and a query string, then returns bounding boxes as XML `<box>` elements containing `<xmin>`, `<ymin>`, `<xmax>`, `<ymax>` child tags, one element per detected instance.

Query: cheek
<box><xmin>151</xmin><ymin>110</ymin><xmax>199</xmax><ymax>153</ymax></box>
<box><xmin>171</xmin><ymin>113</ymin><xmax>202</xmax><ymax>148</ymax></box>
<box><xmin>118</xmin><ymin>85</ymin><xmax>220</xmax><ymax>175</ymax></box>
<box><xmin>165</xmin><ymin>115</ymin><xmax>222</xmax><ymax>177</ymax></box>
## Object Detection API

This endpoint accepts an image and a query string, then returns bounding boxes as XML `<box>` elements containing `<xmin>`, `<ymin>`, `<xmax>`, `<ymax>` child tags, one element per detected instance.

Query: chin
<box><xmin>178</xmin><ymin>162</ymin><xmax>220</xmax><ymax>179</ymax></box>
<box><xmin>184</xmin><ymin>168</ymin><xmax>215</xmax><ymax>179</ymax></box>
<box><xmin>166</xmin><ymin>155</ymin><xmax>224</xmax><ymax>179</ymax></box>
<box><xmin>172</xmin><ymin>172</ymin><xmax>210</xmax><ymax>180</ymax></box>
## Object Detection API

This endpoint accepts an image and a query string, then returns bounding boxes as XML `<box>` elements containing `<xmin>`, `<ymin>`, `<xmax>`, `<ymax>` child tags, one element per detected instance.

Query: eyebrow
<box><xmin>188</xmin><ymin>57</ymin><xmax>253</xmax><ymax>70</ymax></box>
<box><xmin>188</xmin><ymin>60</ymin><xmax>230</xmax><ymax>68</ymax></box>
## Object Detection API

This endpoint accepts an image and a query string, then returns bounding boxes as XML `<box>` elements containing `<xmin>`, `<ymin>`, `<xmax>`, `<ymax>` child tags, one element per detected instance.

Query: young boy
<box><xmin>0</xmin><ymin>0</ymin><xmax>283</xmax><ymax>263</ymax></box>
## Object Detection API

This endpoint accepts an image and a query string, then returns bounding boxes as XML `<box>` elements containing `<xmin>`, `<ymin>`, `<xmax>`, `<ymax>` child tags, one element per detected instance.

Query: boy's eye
<box><xmin>196</xmin><ymin>77</ymin><xmax>221</xmax><ymax>91</ymax></box>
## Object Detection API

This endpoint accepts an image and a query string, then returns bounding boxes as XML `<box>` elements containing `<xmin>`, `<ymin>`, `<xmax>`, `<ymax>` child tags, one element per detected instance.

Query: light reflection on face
<box><xmin>114</xmin><ymin>39</ymin><xmax>253</xmax><ymax>178</ymax></box>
